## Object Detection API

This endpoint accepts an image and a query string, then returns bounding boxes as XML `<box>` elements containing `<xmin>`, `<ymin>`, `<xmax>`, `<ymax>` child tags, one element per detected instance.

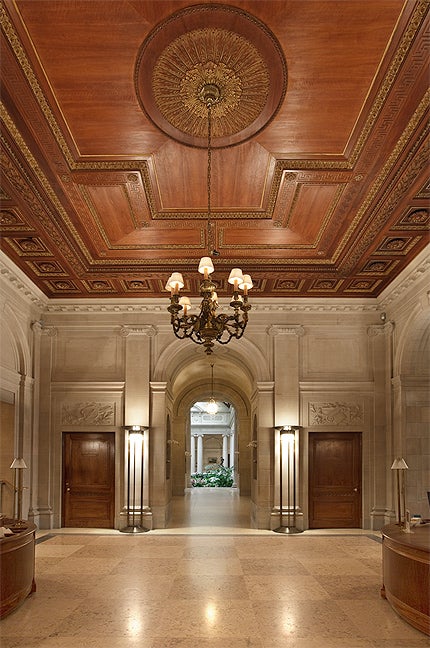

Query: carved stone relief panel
<box><xmin>61</xmin><ymin>401</ymin><xmax>115</xmax><ymax>425</ymax></box>
<box><xmin>309</xmin><ymin>401</ymin><xmax>364</xmax><ymax>426</ymax></box>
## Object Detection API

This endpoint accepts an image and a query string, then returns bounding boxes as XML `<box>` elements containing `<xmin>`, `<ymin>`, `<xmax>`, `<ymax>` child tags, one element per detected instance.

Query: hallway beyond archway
<box><xmin>168</xmin><ymin>488</ymin><xmax>252</xmax><ymax>531</ymax></box>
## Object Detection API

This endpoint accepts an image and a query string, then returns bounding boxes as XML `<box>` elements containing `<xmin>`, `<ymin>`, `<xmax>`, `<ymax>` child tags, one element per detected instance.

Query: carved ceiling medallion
<box><xmin>135</xmin><ymin>4</ymin><xmax>287</xmax><ymax>148</ymax></box>
<box><xmin>152</xmin><ymin>29</ymin><xmax>269</xmax><ymax>140</ymax></box>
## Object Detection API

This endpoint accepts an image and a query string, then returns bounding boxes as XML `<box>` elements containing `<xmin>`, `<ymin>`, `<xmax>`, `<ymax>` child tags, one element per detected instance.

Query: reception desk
<box><xmin>381</xmin><ymin>523</ymin><xmax>430</xmax><ymax>635</ymax></box>
<box><xmin>0</xmin><ymin>520</ymin><xmax>36</xmax><ymax>618</ymax></box>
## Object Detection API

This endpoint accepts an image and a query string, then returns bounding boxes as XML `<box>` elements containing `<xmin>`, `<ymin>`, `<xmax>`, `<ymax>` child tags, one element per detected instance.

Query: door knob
<box><xmin>353</xmin><ymin>487</ymin><xmax>358</xmax><ymax>492</ymax></box>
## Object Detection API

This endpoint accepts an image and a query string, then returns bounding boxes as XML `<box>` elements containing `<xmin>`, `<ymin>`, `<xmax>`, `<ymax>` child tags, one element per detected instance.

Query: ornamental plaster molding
<box><xmin>119</xmin><ymin>325</ymin><xmax>157</xmax><ymax>337</ymax></box>
<box><xmin>40</xmin><ymin>325</ymin><xmax>57</xmax><ymax>337</ymax></box>
<box><xmin>367</xmin><ymin>322</ymin><xmax>394</xmax><ymax>337</ymax></box>
<box><xmin>61</xmin><ymin>401</ymin><xmax>115</xmax><ymax>425</ymax></box>
<box><xmin>0</xmin><ymin>252</ymin><xmax>47</xmax><ymax>309</ymax></box>
<box><xmin>267</xmin><ymin>324</ymin><xmax>305</xmax><ymax>337</ymax></box>
<box><xmin>309</xmin><ymin>401</ymin><xmax>364</xmax><ymax>426</ymax></box>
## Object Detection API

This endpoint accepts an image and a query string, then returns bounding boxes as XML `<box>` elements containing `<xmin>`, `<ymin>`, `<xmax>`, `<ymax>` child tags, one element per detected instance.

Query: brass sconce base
<box><xmin>273</xmin><ymin>525</ymin><xmax>303</xmax><ymax>534</ymax></box>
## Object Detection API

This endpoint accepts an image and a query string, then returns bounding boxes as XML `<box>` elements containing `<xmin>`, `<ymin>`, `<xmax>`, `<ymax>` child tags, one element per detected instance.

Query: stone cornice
<box><xmin>2</xmin><ymin>247</ymin><xmax>429</xmax><ymax>315</ymax></box>
<box><xmin>378</xmin><ymin>244</ymin><xmax>430</xmax><ymax>309</ymax></box>
<box><xmin>0</xmin><ymin>251</ymin><xmax>47</xmax><ymax>309</ymax></box>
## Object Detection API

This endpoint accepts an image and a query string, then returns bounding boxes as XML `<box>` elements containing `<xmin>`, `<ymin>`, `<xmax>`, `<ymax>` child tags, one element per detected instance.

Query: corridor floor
<box><xmin>1</xmin><ymin>491</ymin><xmax>428</xmax><ymax>648</ymax></box>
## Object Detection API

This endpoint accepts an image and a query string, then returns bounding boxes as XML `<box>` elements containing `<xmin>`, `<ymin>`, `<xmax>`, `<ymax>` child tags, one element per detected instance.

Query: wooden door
<box><xmin>62</xmin><ymin>432</ymin><xmax>115</xmax><ymax>528</ymax></box>
<box><xmin>309</xmin><ymin>432</ymin><xmax>362</xmax><ymax>528</ymax></box>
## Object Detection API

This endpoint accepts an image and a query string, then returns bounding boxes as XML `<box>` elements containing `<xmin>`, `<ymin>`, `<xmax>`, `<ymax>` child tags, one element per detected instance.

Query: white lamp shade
<box><xmin>165</xmin><ymin>276</ymin><xmax>173</xmax><ymax>291</ymax></box>
<box><xmin>168</xmin><ymin>272</ymin><xmax>184</xmax><ymax>290</ymax></box>
<box><xmin>228</xmin><ymin>268</ymin><xmax>244</xmax><ymax>284</ymax></box>
<box><xmin>198</xmin><ymin>257</ymin><xmax>214</xmax><ymax>275</ymax></box>
<box><xmin>391</xmin><ymin>457</ymin><xmax>409</xmax><ymax>470</ymax></box>
<box><xmin>239</xmin><ymin>274</ymin><xmax>253</xmax><ymax>290</ymax></box>
<box><xmin>10</xmin><ymin>458</ymin><xmax>27</xmax><ymax>469</ymax></box>
<box><xmin>179</xmin><ymin>296</ymin><xmax>191</xmax><ymax>309</ymax></box>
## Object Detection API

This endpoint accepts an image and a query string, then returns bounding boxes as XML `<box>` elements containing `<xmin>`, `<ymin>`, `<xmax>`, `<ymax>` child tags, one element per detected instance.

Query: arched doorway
<box><xmin>167</xmin><ymin>354</ymin><xmax>253</xmax><ymax>528</ymax></box>
<box><xmin>150</xmin><ymin>338</ymin><xmax>273</xmax><ymax>529</ymax></box>
<box><xmin>188</xmin><ymin>400</ymin><xmax>237</xmax><ymax>487</ymax></box>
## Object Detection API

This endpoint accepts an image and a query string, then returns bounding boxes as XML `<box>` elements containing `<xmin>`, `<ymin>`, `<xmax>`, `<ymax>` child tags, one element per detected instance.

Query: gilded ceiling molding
<box><xmin>134</xmin><ymin>3</ymin><xmax>285</xmax><ymax>148</ymax></box>
<box><xmin>152</xmin><ymin>29</ymin><xmax>269</xmax><ymax>140</ymax></box>
<box><xmin>1</xmin><ymin>106</ymin><xmax>90</xmax><ymax>271</ymax></box>
<box><xmin>2</xmin><ymin>0</ymin><xmax>426</xmax><ymax>165</ymax></box>
<box><xmin>332</xmin><ymin>92</ymin><xmax>430</xmax><ymax>266</ymax></box>
<box><xmin>346</xmin><ymin>0</ymin><xmax>430</xmax><ymax>167</ymax></box>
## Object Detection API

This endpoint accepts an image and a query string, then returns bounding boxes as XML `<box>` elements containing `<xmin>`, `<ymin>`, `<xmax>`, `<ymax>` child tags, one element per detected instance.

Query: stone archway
<box><xmin>150</xmin><ymin>338</ymin><xmax>273</xmax><ymax>529</ymax></box>
<box><xmin>171</xmin><ymin>376</ymin><xmax>252</xmax><ymax>498</ymax></box>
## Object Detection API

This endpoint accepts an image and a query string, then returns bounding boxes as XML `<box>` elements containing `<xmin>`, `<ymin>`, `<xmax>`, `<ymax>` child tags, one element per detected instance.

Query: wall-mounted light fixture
<box><xmin>121</xmin><ymin>426</ymin><xmax>150</xmax><ymax>534</ymax></box>
<box><xmin>273</xmin><ymin>426</ymin><xmax>302</xmax><ymax>534</ymax></box>
<box><xmin>391</xmin><ymin>457</ymin><xmax>408</xmax><ymax>526</ymax></box>
<box><xmin>10</xmin><ymin>457</ymin><xmax>27</xmax><ymax>522</ymax></box>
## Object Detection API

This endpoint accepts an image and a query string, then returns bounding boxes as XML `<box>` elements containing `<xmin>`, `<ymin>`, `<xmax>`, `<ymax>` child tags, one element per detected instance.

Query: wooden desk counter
<box><xmin>0</xmin><ymin>521</ymin><xmax>36</xmax><ymax>618</ymax></box>
<box><xmin>381</xmin><ymin>523</ymin><xmax>430</xmax><ymax>636</ymax></box>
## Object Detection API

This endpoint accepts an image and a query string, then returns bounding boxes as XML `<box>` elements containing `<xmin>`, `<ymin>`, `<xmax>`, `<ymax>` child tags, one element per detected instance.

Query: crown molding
<box><xmin>1</xmin><ymin>248</ymin><xmax>428</xmax><ymax>316</ymax></box>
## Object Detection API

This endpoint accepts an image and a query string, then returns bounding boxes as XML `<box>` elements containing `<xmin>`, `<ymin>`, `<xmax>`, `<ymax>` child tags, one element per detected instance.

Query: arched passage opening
<box><xmin>150</xmin><ymin>338</ymin><xmax>272</xmax><ymax>529</ymax></box>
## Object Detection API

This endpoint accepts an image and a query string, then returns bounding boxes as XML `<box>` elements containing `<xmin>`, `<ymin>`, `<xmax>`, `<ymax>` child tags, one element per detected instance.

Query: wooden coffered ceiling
<box><xmin>1</xmin><ymin>0</ymin><xmax>429</xmax><ymax>300</ymax></box>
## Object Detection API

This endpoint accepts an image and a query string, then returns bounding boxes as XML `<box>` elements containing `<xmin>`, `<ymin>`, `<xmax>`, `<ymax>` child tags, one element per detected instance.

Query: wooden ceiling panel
<box><xmin>1</xmin><ymin>0</ymin><xmax>429</xmax><ymax>299</ymax></box>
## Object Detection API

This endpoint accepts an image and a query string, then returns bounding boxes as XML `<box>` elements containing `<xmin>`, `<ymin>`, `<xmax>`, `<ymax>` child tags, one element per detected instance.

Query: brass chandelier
<box><xmin>166</xmin><ymin>84</ymin><xmax>253</xmax><ymax>355</ymax></box>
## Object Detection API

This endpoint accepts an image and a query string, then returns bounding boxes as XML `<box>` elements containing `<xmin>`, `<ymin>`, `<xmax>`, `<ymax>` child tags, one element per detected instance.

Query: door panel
<box><xmin>62</xmin><ymin>432</ymin><xmax>115</xmax><ymax>528</ymax></box>
<box><xmin>309</xmin><ymin>432</ymin><xmax>362</xmax><ymax>528</ymax></box>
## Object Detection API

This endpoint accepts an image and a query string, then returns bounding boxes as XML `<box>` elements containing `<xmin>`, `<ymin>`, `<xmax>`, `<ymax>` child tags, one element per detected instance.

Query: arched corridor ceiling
<box><xmin>1</xmin><ymin>1</ymin><xmax>429</xmax><ymax>300</ymax></box>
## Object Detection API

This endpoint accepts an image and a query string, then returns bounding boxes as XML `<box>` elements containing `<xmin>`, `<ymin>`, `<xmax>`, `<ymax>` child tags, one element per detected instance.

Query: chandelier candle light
<box><xmin>166</xmin><ymin>84</ymin><xmax>252</xmax><ymax>355</ymax></box>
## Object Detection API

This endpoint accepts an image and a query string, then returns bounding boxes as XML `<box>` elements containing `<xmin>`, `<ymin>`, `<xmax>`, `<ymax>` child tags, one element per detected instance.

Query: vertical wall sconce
<box><xmin>121</xmin><ymin>426</ymin><xmax>149</xmax><ymax>534</ymax></box>
<box><xmin>10</xmin><ymin>458</ymin><xmax>27</xmax><ymax>522</ymax></box>
<box><xmin>274</xmin><ymin>426</ymin><xmax>302</xmax><ymax>534</ymax></box>
<box><xmin>391</xmin><ymin>457</ymin><xmax>408</xmax><ymax>526</ymax></box>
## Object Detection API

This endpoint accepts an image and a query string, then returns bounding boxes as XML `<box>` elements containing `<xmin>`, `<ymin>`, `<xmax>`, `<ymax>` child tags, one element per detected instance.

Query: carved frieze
<box><xmin>309</xmin><ymin>401</ymin><xmax>364</xmax><ymax>426</ymax></box>
<box><xmin>61</xmin><ymin>402</ymin><xmax>115</xmax><ymax>425</ymax></box>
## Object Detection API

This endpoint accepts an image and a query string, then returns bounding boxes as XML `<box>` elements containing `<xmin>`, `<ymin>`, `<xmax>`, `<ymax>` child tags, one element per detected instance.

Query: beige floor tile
<box><xmin>53</xmin><ymin>598</ymin><xmax>162</xmax><ymax>638</ymax></box>
<box><xmin>338</xmin><ymin>598</ymin><xmax>430</xmax><ymax>643</ymax></box>
<box><xmin>154</xmin><ymin>599</ymin><xmax>261</xmax><ymax>638</ymax></box>
<box><xmin>244</xmin><ymin>574</ymin><xmax>330</xmax><ymax>600</ymax></box>
<box><xmin>33</xmin><ymin>543</ymin><xmax>84</xmax><ymax>558</ymax></box>
<box><xmin>168</xmin><ymin>574</ymin><xmax>249</xmax><ymax>600</ymax></box>
<box><xmin>150</xmin><ymin>638</ymin><xmax>263</xmax><ymax>648</ymax></box>
<box><xmin>314</xmin><ymin>574</ymin><xmax>382</xmax><ymax>600</ymax></box>
<box><xmin>4</xmin><ymin>492</ymin><xmax>427</xmax><ymax>648</ymax></box>
<box><xmin>251</xmin><ymin>599</ymin><xmax>370</xmax><ymax>640</ymax></box>
<box><xmin>240</xmin><ymin>557</ymin><xmax>309</xmax><ymax>576</ymax></box>
<box><xmin>297</xmin><ymin>557</ymin><xmax>376</xmax><ymax>576</ymax></box>
<box><xmin>178</xmin><ymin>557</ymin><xmax>243</xmax><ymax>576</ymax></box>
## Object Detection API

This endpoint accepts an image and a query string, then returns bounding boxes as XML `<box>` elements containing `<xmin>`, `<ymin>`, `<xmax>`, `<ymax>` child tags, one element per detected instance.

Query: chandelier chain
<box><xmin>207</xmin><ymin>102</ymin><xmax>213</xmax><ymax>254</ymax></box>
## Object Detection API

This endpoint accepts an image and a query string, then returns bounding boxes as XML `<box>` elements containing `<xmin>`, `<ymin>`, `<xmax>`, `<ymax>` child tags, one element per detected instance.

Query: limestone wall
<box><xmin>1</xmin><ymin>247</ymin><xmax>428</xmax><ymax>529</ymax></box>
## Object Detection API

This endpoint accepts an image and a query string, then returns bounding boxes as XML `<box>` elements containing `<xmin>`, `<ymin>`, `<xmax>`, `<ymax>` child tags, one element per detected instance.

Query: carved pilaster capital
<box><xmin>40</xmin><ymin>325</ymin><xmax>57</xmax><ymax>337</ymax></box>
<box><xmin>119</xmin><ymin>325</ymin><xmax>157</xmax><ymax>337</ymax></box>
<box><xmin>31</xmin><ymin>320</ymin><xmax>44</xmax><ymax>335</ymax></box>
<box><xmin>367</xmin><ymin>322</ymin><xmax>394</xmax><ymax>337</ymax></box>
<box><xmin>267</xmin><ymin>324</ymin><xmax>305</xmax><ymax>337</ymax></box>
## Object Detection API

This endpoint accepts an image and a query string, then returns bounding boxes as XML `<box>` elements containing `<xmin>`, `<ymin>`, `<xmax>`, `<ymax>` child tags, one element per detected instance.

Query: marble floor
<box><xmin>1</xmin><ymin>490</ymin><xmax>429</xmax><ymax>648</ymax></box>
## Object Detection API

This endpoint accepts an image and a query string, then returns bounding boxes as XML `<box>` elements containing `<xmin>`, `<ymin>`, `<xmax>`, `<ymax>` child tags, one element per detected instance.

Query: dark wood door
<box><xmin>309</xmin><ymin>432</ymin><xmax>362</xmax><ymax>528</ymax></box>
<box><xmin>62</xmin><ymin>432</ymin><xmax>115</xmax><ymax>528</ymax></box>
